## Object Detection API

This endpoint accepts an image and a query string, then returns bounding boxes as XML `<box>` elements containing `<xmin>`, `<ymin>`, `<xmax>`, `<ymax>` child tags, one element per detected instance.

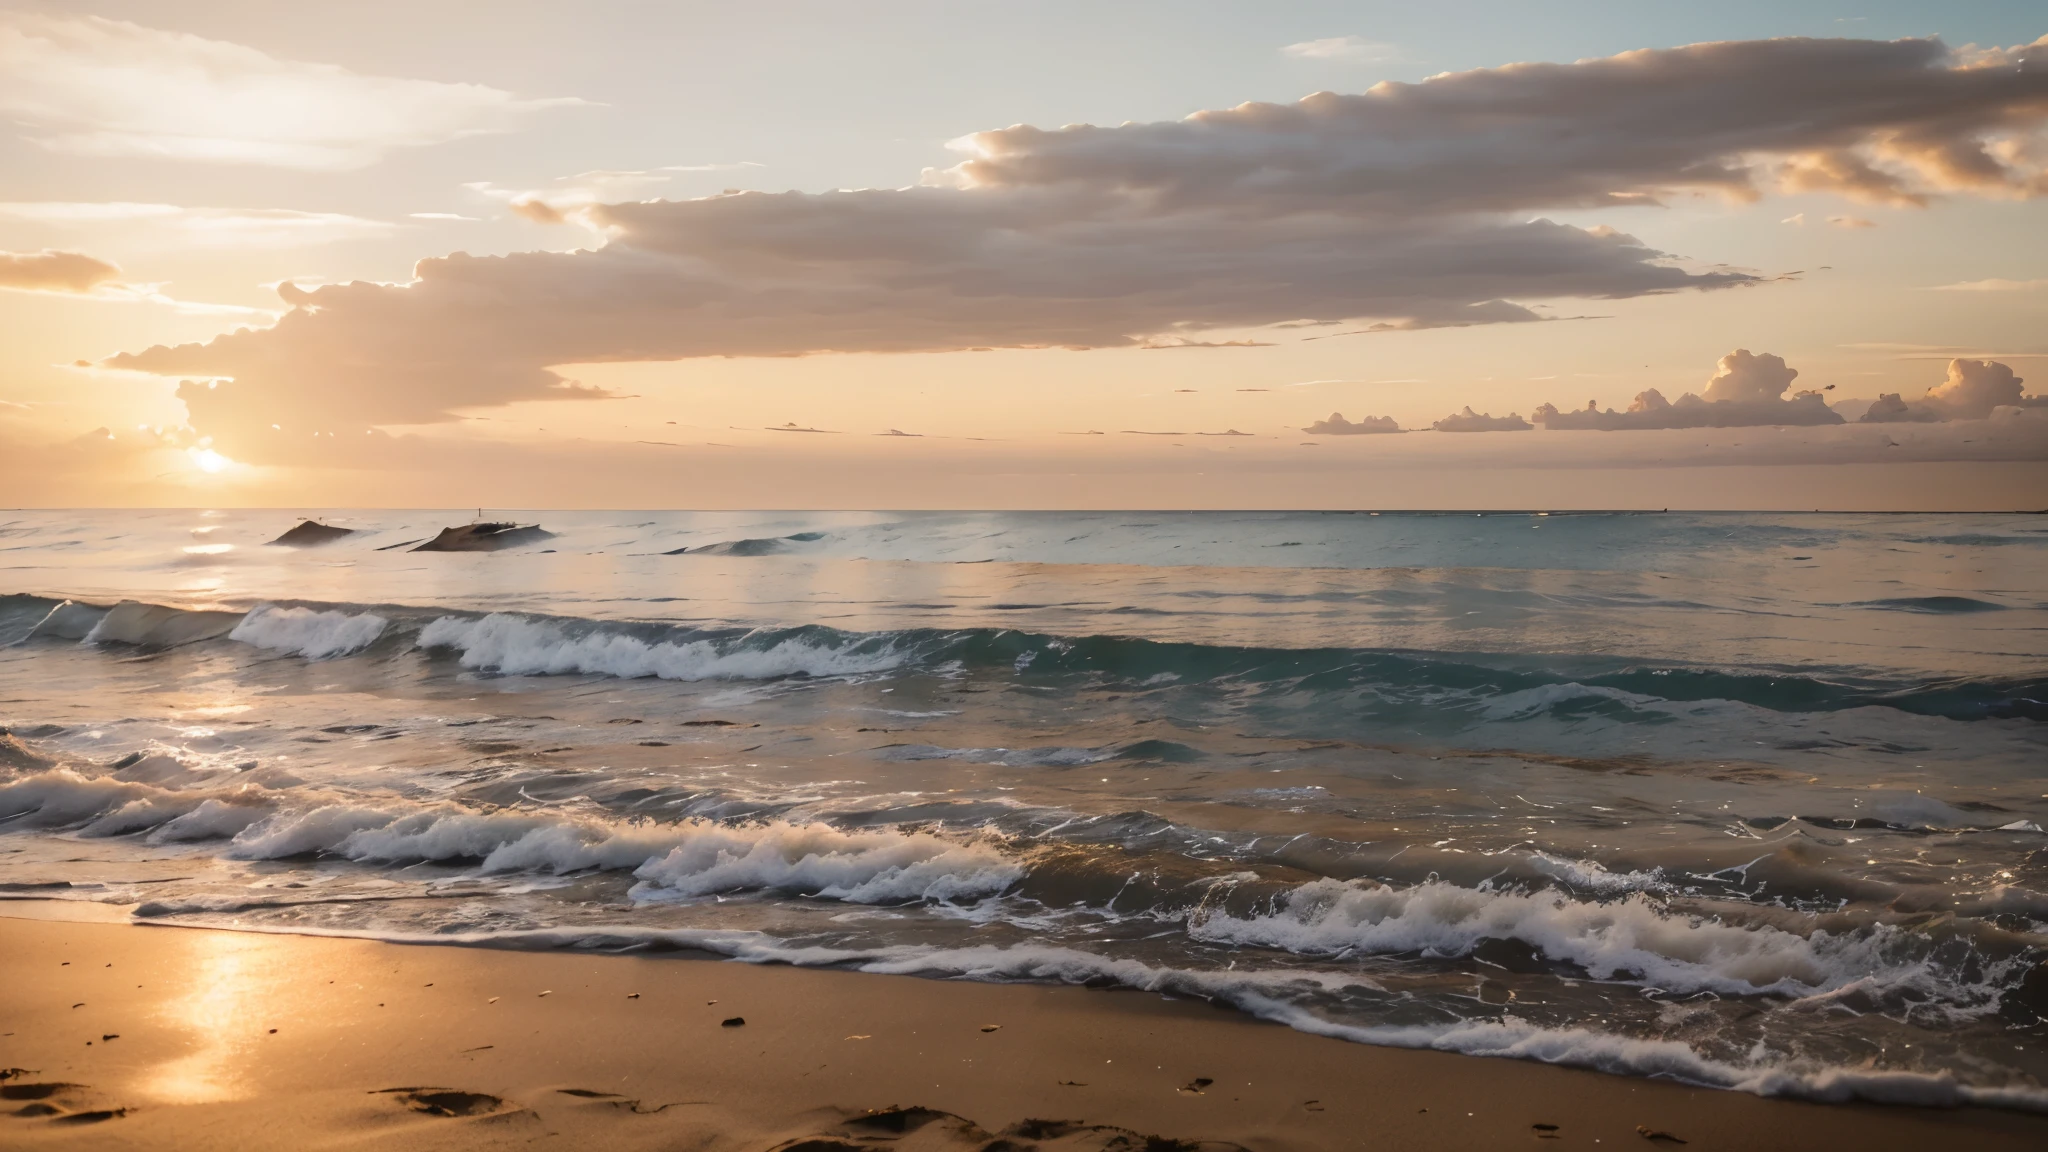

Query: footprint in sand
<box><xmin>2</xmin><ymin>1078</ymin><xmax>127</xmax><ymax>1124</ymax></box>
<box><xmin>376</xmin><ymin>1087</ymin><xmax>507</xmax><ymax>1117</ymax></box>
<box><xmin>765</xmin><ymin>1106</ymin><xmax>1251</xmax><ymax>1152</ymax></box>
<box><xmin>556</xmin><ymin>1088</ymin><xmax>702</xmax><ymax>1115</ymax></box>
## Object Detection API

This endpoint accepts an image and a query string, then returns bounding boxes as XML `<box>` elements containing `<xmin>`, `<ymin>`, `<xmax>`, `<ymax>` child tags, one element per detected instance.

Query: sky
<box><xmin>1</xmin><ymin>0</ymin><xmax>2044</xmax><ymax>510</ymax></box>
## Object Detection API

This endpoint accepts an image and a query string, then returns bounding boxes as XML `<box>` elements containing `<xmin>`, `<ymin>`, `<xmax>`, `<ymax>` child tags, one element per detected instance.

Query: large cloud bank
<box><xmin>110</xmin><ymin>34</ymin><xmax>2048</xmax><ymax>456</ymax></box>
<box><xmin>1535</xmin><ymin>350</ymin><xmax>1844</xmax><ymax>430</ymax></box>
<box><xmin>1514</xmin><ymin>352</ymin><xmax>2044</xmax><ymax>433</ymax></box>
<box><xmin>1862</xmin><ymin>359</ymin><xmax>2046</xmax><ymax>421</ymax></box>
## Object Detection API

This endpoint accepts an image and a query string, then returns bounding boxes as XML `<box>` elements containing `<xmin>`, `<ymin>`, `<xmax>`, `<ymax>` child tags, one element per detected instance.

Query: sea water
<box><xmin>1</xmin><ymin>509</ymin><xmax>2043</xmax><ymax>1107</ymax></box>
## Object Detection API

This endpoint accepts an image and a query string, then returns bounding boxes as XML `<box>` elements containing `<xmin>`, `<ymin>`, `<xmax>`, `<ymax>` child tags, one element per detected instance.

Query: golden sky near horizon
<box><xmin>1</xmin><ymin>2</ymin><xmax>2045</xmax><ymax>509</ymax></box>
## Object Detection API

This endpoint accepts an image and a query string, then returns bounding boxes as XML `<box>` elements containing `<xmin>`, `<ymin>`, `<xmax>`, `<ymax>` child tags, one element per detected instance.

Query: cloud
<box><xmin>1433</xmin><ymin>408</ymin><xmax>1532</xmax><ymax>432</ymax></box>
<box><xmin>942</xmin><ymin>35</ymin><xmax>2048</xmax><ymax>210</ymax></box>
<box><xmin>1303</xmin><ymin>412</ymin><xmax>1402</xmax><ymax>434</ymax></box>
<box><xmin>1536</xmin><ymin>349</ymin><xmax>1843</xmax><ymax>430</ymax></box>
<box><xmin>1862</xmin><ymin>358</ymin><xmax>2045</xmax><ymax>422</ymax></box>
<box><xmin>1828</xmin><ymin>214</ymin><xmax>1879</xmax><ymax>228</ymax></box>
<box><xmin>1934</xmin><ymin>278</ymin><xmax>2048</xmax><ymax>291</ymax></box>
<box><xmin>0</xmin><ymin>249</ymin><xmax>121</xmax><ymax>293</ymax></box>
<box><xmin>0</xmin><ymin>202</ymin><xmax>394</xmax><ymax>248</ymax></box>
<box><xmin>111</xmin><ymin>34</ymin><xmax>2048</xmax><ymax>459</ymax></box>
<box><xmin>0</xmin><ymin>13</ymin><xmax>577</xmax><ymax>169</ymax></box>
<box><xmin>1281</xmin><ymin>36</ymin><xmax>1396</xmax><ymax>61</ymax></box>
<box><xmin>1703</xmin><ymin>349</ymin><xmax>1800</xmax><ymax>404</ymax></box>
<box><xmin>1138</xmin><ymin>335</ymin><xmax>1275</xmax><ymax>349</ymax></box>
<box><xmin>508</xmin><ymin>198</ymin><xmax>568</xmax><ymax>225</ymax></box>
<box><xmin>467</xmin><ymin>164</ymin><xmax>762</xmax><ymax>223</ymax></box>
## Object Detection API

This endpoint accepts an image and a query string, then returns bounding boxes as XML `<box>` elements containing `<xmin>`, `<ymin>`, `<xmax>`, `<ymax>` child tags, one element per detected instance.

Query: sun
<box><xmin>188</xmin><ymin>447</ymin><xmax>233</xmax><ymax>474</ymax></box>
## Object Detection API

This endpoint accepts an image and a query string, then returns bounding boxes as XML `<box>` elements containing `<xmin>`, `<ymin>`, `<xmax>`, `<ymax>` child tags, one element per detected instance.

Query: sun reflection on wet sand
<box><xmin>141</xmin><ymin>929</ymin><xmax>282</xmax><ymax>1104</ymax></box>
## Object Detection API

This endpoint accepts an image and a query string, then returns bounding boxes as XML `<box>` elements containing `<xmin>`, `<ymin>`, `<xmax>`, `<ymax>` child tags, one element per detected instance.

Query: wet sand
<box><xmin>2</xmin><ymin>910</ymin><xmax>2043</xmax><ymax>1151</ymax></box>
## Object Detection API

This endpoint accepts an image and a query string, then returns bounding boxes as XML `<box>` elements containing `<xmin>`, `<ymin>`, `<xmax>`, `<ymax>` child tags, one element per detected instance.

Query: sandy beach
<box><xmin>3</xmin><ymin>909</ymin><xmax>2043</xmax><ymax>1151</ymax></box>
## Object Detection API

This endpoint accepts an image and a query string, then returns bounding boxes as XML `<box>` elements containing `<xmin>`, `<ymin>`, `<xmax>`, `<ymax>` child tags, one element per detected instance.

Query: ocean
<box><xmin>2</xmin><ymin>509</ymin><xmax>2044</xmax><ymax>1108</ymax></box>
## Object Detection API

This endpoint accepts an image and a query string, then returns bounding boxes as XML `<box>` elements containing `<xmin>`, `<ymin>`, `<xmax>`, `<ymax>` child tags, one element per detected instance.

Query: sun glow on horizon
<box><xmin>188</xmin><ymin>446</ymin><xmax>233</xmax><ymax>473</ymax></box>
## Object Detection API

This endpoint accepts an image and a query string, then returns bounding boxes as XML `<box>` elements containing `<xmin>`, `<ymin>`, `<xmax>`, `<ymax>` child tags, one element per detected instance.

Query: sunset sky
<box><xmin>2</xmin><ymin>0</ymin><xmax>2044</xmax><ymax>509</ymax></box>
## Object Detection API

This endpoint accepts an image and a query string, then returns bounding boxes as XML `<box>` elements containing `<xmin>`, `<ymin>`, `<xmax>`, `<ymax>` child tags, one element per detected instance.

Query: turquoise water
<box><xmin>2</xmin><ymin>510</ymin><xmax>2044</xmax><ymax>1107</ymax></box>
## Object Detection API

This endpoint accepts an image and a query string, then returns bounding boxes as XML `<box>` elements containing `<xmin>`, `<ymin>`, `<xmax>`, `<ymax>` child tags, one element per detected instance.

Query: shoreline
<box><xmin>4</xmin><ymin>909</ymin><xmax>2046</xmax><ymax>1151</ymax></box>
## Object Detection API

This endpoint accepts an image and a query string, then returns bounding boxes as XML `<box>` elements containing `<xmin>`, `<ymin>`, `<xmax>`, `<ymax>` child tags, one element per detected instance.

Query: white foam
<box><xmin>215</xmin><ymin>803</ymin><xmax>1020</xmax><ymax>905</ymax></box>
<box><xmin>106</xmin><ymin>915</ymin><xmax>2048</xmax><ymax>1114</ymax></box>
<box><xmin>230</xmin><ymin>604</ymin><xmax>389</xmax><ymax>659</ymax></box>
<box><xmin>1524</xmin><ymin>852</ymin><xmax>1668</xmax><ymax>895</ymax></box>
<box><xmin>0</xmin><ymin>769</ymin><xmax>162</xmax><ymax>827</ymax></box>
<box><xmin>80</xmin><ymin>796</ymin><xmax>209</xmax><ymax>838</ymax></box>
<box><xmin>0</xmin><ymin>768</ymin><xmax>277</xmax><ymax>838</ymax></box>
<box><xmin>631</xmin><ymin>821</ymin><xmax>1021</xmax><ymax>903</ymax></box>
<box><xmin>1188</xmin><ymin>878</ymin><xmax>1997</xmax><ymax>1006</ymax></box>
<box><xmin>326</xmin><ymin>810</ymin><xmax>689</xmax><ymax>873</ymax></box>
<box><xmin>152</xmin><ymin>798</ymin><xmax>273</xmax><ymax>841</ymax></box>
<box><xmin>225</xmin><ymin>804</ymin><xmax>405</xmax><ymax>859</ymax></box>
<box><xmin>416</xmin><ymin>613</ymin><xmax>907</xmax><ymax>681</ymax></box>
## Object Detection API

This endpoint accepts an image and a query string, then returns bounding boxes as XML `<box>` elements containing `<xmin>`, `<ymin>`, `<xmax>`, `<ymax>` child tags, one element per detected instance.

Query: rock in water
<box><xmin>411</xmin><ymin>523</ymin><xmax>555</xmax><ymax>552</ymax></box>
<box><xmin>267</xmin><ymin>521</ymin><xmax>356</xmax><ymax>547</ymax></box>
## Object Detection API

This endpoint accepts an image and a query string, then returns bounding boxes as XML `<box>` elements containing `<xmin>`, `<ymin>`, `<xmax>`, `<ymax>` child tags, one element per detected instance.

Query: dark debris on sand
<box><xmin>2</xmin><ymin>1077</ymin><xmax>129</xmax><ymax>1125</ymax></box>
<box><xmin>377</xmin><ymin>1087</ymin><xmax>508</xmax><ymax>1118</ymax></box>
<box><xmin>767</xmin><ymin>1105</ymin><xmax>1251</xmax><ymax>1152</ymax></box>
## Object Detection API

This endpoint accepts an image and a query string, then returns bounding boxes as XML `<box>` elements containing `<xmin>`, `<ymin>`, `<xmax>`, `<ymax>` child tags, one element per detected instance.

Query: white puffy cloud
<box><xmin>1535</xmin><ymin>349</ymin><xmax>1843</xmax><ymax>430</ymax></box>
<box><xmin>1925</xmin><ymin>358</ymin><xmax>2029</xmax><ymax>415</ymax></box>
<box><xmin>1862</xmin><ymin>358</ymin><xmax>2044</xmax><ymax>422</ymax></box>
<box><xmin>0</xmin><ymin>249</ymin><xmax>121</xmax><ymax>293</ymax></box>
<box><xmin>1702</xmin><ymin>349</ymin><xmax>1800</xmax><ymax>404</ymax></box>
<box><xmin>107</xmin><ymin>34</ymin><xmax>2048</xmax><ymax>459</ymax></box>
<box><xmin>1432</xmin><ymin>408</ymin><xmax>1532</xmax><ymax>432</ymax></box>
<box><xmin>0</xmin><ymin>13</ymin><xmax>577</xmax><ymax>169</ymax></box>
<box><xmin>1303</xmin><ymin>412</ymin><xmax>1402</xmax><ymax>434</ymax></box>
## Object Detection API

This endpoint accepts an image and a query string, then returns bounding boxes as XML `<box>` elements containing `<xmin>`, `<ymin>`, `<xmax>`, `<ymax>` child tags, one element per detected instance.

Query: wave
<box><xmin>230</xmin><ymin>604</ymin><xmax>389</xmax><ymax>659</ymax></box>
<box><xmin>665</xmin><ymin>530</ymin><xmax>827</xmax><ymax>556</ymax></box>
<box><xmin>416</xmin><ymin>613</ymin><xmax>910</xmax><ymax>681</ymax></box>
<box><xmin>225</xmin><ymin>804</ymin><xmax>1019</xmax><ymax>904</ymax></box>
<box><xmin>93</xmin><ymin>914</ymin><xmax>2048</xmax><ymax>1113</ymax></box>
<box><xmin>1846</xmin><ymin>596</ymin><xmax>2009</xmax><ymax>614</ymax></box>
<box><xmin>5</xmin><ymin>758</ymin><xmax>2026</xmax><ymax>1016</ymax></box>
<box><xmin>6</xmin><ymin>591</ymin><xmax>2044</xmax><ymax>720</ymax></box>
<box><xmin>84</xmin><ymin>600</ymin><xmax>241</xmax><ymax>648</ymax></box>
<box><xmin>0</xmin><ymin>766</ymin><xmax>1018</xmax><ymax>906</ymax></box>
<box><xmin>1188</xmin><ymin>878</ymin><xmax>2021</xmax><ymax>1015</ymax></box>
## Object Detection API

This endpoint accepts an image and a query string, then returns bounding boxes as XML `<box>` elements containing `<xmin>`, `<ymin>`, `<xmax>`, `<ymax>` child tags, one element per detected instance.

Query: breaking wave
<box><xmin>415</xmin><ymin>613</ymin><xmax>909</xmax><ymax>681</ymax></box>
<box><xmin>230</xmin><ymin>604</ymin><xmax>389</xmax><ymax>659</ymax></box>
<box><xmin>5</xmin><ymin>592</ymin><xmax>2041</xmax><ymax>719</ymax></box>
